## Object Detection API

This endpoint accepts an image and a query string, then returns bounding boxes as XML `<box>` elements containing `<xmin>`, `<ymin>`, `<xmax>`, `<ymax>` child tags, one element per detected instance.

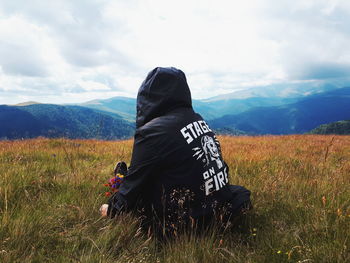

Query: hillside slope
<box><xmin>80</xmin><ymin>97</ymin><xmax>137</xmax><ymax>121</ymax></box>
<box><xmin>309</xmin><ymin>120</ymin><xmax>350</xmax><ymax>135</ymax></box>
<box><xmin>210</xmin><ymin>87</ymin><xmax>350</xmax><ymax>134</ymax></box>
<box><xmin>0</xmin><ymin>104</ymin><xmax>134</xmax><ymax>140</ymax></box>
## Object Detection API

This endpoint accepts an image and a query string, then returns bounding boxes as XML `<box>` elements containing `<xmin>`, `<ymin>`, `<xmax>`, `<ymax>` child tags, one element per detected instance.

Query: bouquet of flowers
<box><xmin>104</xmin><ymin>161</ymin><xmax>127</xmax><ymax>197</ymax></box>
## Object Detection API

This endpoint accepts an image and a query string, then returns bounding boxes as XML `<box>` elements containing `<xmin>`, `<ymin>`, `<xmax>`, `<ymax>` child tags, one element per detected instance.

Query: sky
<box><xmin>0</xmin><ymin>0</ymin><xmax>350</xmax><ymax>104</ymax></box>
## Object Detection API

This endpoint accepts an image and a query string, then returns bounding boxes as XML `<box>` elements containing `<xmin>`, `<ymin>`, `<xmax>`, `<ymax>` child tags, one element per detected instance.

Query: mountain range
<box><xmin>1</xmin><ymin>83</ymin><xmax>350</xmax><ymax>139</ymax></box>
<box><xmin>0</xmin><ymin>104</ymin><xmax>134</xmax><ymax>140</ymax></box>
<box><xmin>79</xmin><ymin>82</ymin><xmax>349</xmax><ymax>121</ymax></box>
<box><xmin>78</xmin><ymin>85</ymin><xmax>350</xmax><ymax>135</ymax></box>
<box><xmin>209</xmin><ymin>87</ymin><xmax>350</xmax><ymax>134</ymax></box>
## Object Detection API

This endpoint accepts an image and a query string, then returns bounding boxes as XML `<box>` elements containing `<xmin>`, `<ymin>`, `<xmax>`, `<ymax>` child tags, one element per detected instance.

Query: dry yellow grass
<box><xmin>0</xmin><ymin>135</ymin><xmax>349</xmax><ymax>262</ymax></box>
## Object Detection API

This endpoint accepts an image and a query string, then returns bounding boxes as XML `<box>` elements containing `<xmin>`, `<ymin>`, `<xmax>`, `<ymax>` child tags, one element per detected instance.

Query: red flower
<box><xmin>105</xmin><ymin>192</ymin><xmax>111</xmax><ymax>197</ymax></box>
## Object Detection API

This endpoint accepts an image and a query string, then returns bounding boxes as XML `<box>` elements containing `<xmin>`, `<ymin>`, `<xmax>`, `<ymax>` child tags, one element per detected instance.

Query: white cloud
<box><xmin>0</xmin><ymin>15</ymin><xmax>50</xmax><ymax>77</ymax></box>
<box><xmin>0</xmin><ymin>0</ymin><xmax>349</xmax><ymax>104</ymax></box>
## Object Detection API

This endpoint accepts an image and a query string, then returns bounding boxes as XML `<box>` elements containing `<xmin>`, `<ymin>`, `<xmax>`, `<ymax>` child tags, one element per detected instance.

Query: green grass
<box><xmin>0</xmin><ymin>136</ymin><xmax>349</xmax><ymax>262</ymax></box>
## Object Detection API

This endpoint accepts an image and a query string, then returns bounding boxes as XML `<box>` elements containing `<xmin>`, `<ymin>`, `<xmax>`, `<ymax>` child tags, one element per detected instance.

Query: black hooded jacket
<box><xmin>107</xmin><ymin>67</ymin><xmax>249</xmax><ymax>224</ymax></box>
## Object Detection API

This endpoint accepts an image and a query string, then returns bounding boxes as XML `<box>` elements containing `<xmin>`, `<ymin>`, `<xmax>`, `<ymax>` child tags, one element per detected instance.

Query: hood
<box><xmin>136</xmin><ymin>67</ymin><xmax>192</xmax><ymax>128</ymax></box>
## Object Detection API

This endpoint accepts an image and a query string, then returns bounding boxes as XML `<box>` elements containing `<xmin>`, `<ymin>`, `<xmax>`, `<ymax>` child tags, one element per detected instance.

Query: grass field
<box><xmin>0</xmin><ymin>135</ymin><xmax>349</xmax><ymax>262</ymax></box>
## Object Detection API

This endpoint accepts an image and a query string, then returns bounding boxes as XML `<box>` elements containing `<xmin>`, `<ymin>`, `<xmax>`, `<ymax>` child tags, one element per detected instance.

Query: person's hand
<box><xmin>100</xmin><ymin>204</ymin><xmax>109</xmax><ymax>217</ymax></box>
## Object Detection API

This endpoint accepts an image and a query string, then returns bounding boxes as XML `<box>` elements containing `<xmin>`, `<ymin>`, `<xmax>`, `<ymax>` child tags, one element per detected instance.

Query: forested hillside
<box><xmin>0</xmin><ymin>104</ymin><xmax>134</xmax><ymax>140</ymax></box>
<box><xmin>309</xmin><ymin>120</ymin><xmax>350</xmax><ymax>135</ymax></box>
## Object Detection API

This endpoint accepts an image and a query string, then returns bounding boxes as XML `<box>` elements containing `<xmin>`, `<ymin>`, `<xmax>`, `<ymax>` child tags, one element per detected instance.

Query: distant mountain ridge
<box><xmin>79</xmin><ymin>96</ymin><xmax>299</xmax><ymax>121</ymax></box>
<box><xmin>0</xmin><ymin>104</ymin><xmax>134</xmax><ymax>140</ymax></box>
<box><xmin>201</xmin><ymin>82</ymin><xmax>343</xmax><ymax>101</ymax></box>
<box><xmin>77</xmin><ymin>82</ymin><xmax>348</xmax><ymax>122</ymax></box>
<box><xmin>14</xmin><ymin>101</ymin><xmax>41</xmax><ymax>106</ymax></box>
<box><xmin>209</xmin><ymin>87</ymin><xmax>350</xmax><ymax>135</ymax></box>
<box><xmin>80</xmin><ymin>97</ymin><xmax>136</xmax><ymax>121</ymax></box>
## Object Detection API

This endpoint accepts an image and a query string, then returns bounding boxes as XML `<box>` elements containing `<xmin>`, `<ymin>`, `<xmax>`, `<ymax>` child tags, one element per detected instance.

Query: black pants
<box><xmin>227</xmin><ymin>184</ymin><xmax>252</xmax><ymax>216</ymax></box>
<box><xmin>138</xmin><ymin>184</ymin><xmax>252</xmax><ymax>240</ymax></box>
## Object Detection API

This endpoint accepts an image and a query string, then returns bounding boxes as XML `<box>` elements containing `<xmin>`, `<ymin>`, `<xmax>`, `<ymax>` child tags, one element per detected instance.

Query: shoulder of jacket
<box><xmin>136</xmin><ymin>118</ymin><xmax>168</xmax><ymax>137</ymax></box>
<box><xmin>136</xmin><ymin>108</ymin><xmax>198</xmax><ymax>135</ymax></box>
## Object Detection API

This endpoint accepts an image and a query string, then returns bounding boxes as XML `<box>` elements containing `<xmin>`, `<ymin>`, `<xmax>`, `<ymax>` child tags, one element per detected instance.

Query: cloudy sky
<box><xmin>0</xmin><ymin>0</ymin><xmax>349</xmax><ymax>104</ymax></box>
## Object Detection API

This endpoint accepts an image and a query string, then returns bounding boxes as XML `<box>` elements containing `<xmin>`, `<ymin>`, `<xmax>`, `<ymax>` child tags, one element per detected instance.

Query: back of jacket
<box><xmin>108</xmin><ymin>67</ymin><xmax>233</xmax><ymax>223</ymax></box>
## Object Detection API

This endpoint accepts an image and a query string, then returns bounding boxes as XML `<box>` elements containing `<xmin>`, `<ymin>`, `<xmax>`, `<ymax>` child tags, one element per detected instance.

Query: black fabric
<box><xmin>107</xmin><ymin>67</ymin><xmax>251</xmax><ymax>229</ymax></box>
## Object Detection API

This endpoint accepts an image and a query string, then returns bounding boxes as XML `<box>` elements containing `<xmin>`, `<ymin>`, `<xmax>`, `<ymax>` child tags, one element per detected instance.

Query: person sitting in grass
<box><xmin>100</xmin><ymin>67</ymin><xmax>251</xmax><ymax>236</ymax></box>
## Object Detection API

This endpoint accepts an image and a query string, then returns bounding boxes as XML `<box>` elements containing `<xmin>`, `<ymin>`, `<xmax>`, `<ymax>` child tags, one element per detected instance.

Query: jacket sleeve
<box><xmin>107</xmin><ymin>128</ymin><xmax>161</xmax><ymax>218</ymax></box>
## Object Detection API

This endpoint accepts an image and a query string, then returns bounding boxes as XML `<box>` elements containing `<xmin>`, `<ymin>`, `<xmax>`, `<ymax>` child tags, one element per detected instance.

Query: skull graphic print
<box><xmin>193</xmin><ymin>135</ymin><xmax>223</xmax><ymax>169</ymax></box>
